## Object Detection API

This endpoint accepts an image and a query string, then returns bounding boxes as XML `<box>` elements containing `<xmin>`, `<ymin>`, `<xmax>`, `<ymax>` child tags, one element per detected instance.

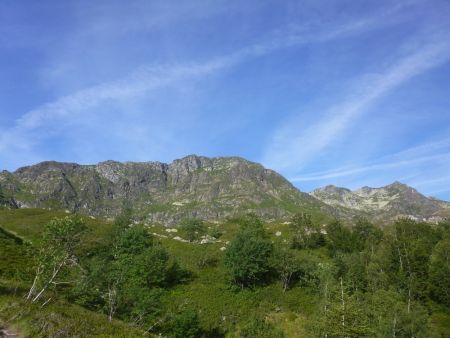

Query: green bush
<box><xmin>224</xmin><ymin>216</ymin><xmax>273</xmax><ymax>288</ymax></box>
<box><xmin>169</xmin><ymin>306</ymin><xmax>202</xmax><ymax>338</ymax></box>
<box><xmin>240</xmin><ymin>316</ymin><xmax>284</xmax><ymax>338</ymax></box>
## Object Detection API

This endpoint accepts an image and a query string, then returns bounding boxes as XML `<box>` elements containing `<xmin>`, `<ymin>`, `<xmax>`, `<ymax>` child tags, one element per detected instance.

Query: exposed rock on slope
<box><xmin>311</xmin><ymin>182</ymin><xmax>450</xmax><ymax>222</ymax></box>
<box><xmin>0</xmin><ymin>155</ymin><xmax>331</xmax><ymax>224</ymax></box>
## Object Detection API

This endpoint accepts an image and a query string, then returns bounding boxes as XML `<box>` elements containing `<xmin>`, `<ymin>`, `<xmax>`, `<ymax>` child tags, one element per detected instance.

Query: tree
<box><xmin>334</xmin><ymin>251</ymin><xmax>370</xmax><ymax>293</ymax></box>
<box><xmin>0</xmin><ymin>184</ymin><xmax>16</xmax><ymax>208</ymax></box>
<box><xmin>314</xmin><ymin>276</ymin><xmax>371</xmax><ymax>337</ymax></box>
<box><xmin>290</xmin><ymin>213</ymin><xmax>325</xmax><ymax>249</ymax></box>
<box><xmin>271</xmin><ymin>247</ymin><xmax>301</xmax><ymax>291</ymax></box>
<box><xmin>169</xmin><ymin>307</ymin><xmax>202</xmax><ymax>338</ymax></box>
<box><xmin>365</xmin><ymin>289</ymin><xmax>428</xmax><ymax>337</ymax></box>
<box><xmin>224</xmin><ymin>215</ymin><xmax>273</xmax><ymax>288</ymax></box>
<box><xmin>180</xmin><ymin>218</ymin><xmax>206</xmax><ymax>242</ymax></box>
<box><xmin>27</xmin><ymin>217</ymin><xmax>86</xmax><ymax>303</ymax></box>
<box><xmin>352</xmin><ymin>217</ymin><xmax>382</xmax><ymax>252</ymax></box>
<box><xmin>428</xmin><ymin>237</ymin><xmax>450</xmax><ymax>306</ymax></box>
<box><xmin>0</xmin><ymin>185</ymin><xmax>6</xmax><ymax>206</ymax></box>
<box><xmin>381</xmin><ymin>219</ymin><xmax>440</xmax><ymax>303</ymax></box>
<box><xmin>74</xmin><ymin>223</ymin><xmax>180</xmax><ymax>325</ymax></box>
<box><xmin>105</xmin><ymin>226</ymin><xmax>169</xmax><ymax>323</ymax></box>
<box><xmin>326</xmin><ymin>220</ymin><xmax>357</xmax><ymax>255</ymax></box>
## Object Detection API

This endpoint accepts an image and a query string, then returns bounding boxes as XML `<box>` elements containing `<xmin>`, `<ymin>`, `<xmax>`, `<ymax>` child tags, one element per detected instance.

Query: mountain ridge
<box><xmin>0</xmin><ymin>155</ymin><xmax>332</xmax><ymax>224</ymax></box>
<box><xmin>1</xmin><ymin>155</ymin><xmax>448</xmax><ymax>224</ymax></box>
<box><xmin>311</xmin><ymin>181</ymin><xmax>450</xmax><ymax>222</ymax></box>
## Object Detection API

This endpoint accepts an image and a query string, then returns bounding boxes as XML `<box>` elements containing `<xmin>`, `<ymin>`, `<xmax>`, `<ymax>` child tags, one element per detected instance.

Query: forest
<box><xmin>0</xmin><ymin>208</ymin><xmax>449</xmax><ymax>337</ymax></box>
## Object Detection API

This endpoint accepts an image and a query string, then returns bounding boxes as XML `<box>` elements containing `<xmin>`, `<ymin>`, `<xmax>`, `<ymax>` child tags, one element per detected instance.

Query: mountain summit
<box><xmin>311</xmin><ymin>182</ymin><xmax>450</xmax><ymax>222</ymax></box>
<box><xmin>1</xmin><ymin>156</ymin><xmax>448</xmax><ymax>224</ymax></box>
<box><xmin>0</xmin><ymin>155</ymin><xmax>330</xmax><ymax>224</ymax></box>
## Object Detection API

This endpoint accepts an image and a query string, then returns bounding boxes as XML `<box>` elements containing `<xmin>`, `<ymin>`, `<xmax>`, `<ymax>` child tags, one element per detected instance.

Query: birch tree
<box><xmin>27</xmin><ymin>217</ymin><xmax>86</xmax><ymax>303</ymax></box>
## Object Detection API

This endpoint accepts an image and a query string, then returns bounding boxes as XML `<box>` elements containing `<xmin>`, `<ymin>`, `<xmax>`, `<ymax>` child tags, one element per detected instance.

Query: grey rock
<box><xmin>311</xmin><ymin>181</ymin><xmax>450</xmax><ymax>223</ymax></box>
<box><xmin>0</xmin><ymin>155</ymin><xmax>332</xmax><ymax>225</ymax></box>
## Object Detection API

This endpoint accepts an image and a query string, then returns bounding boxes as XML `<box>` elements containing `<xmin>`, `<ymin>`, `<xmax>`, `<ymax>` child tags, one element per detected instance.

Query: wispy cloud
<box><xmin>292</xmin><ymin>152</ymin><xmax>450</xmax><ymax>182</ymax></box>
<box><xmin>291</xmin><ymin>137</ymin><xmax>450</xmax><ymax>182</ymax></box>
<box><xmin>0</xmin><ymin>6</ymin><xmax>403</xmax><ymax>166</ymax></box>
<box><xmin>289</xmin><ymin>136</ymin><xmax>450</xmax><ymax>199</ymax></box>
<box><xmin>262</xmin><ymin>35</ymin><xmax>450</xmax><ymax>174</ymax></box>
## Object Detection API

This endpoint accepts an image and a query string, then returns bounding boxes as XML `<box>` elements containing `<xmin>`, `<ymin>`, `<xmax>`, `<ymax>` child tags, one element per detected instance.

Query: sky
<box><xmin>1</xmin><ymin>0</ymin><xmax>450</xmax><ymax>200</ymax></box>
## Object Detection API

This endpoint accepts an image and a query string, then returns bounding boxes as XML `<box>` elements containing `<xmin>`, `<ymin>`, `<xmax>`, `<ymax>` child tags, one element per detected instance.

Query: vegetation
<box><xmin>1</xmin><ymin>208</ymin><xmax>449</xmax><ymax>337</ymax></box>
<box><xmin>180</xmin><ymin>218</ymin><xmax>207</xmax><ymax>242</ymax></box>
<box><xmin>224</xmin><ymin>214</ymin><xmax>273</xmax><ymax>288</ymax></box>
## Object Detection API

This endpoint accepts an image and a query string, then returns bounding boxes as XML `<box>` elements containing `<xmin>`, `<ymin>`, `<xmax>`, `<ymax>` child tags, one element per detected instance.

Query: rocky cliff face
<box><xmin>0</xmin><ymin>155</ymin><xmax>331</xmax><ymax>224</ymax></box>
<box><xmin>311</xmin><ymin>182</ymin><xmax>450</xmax><ymax>222</ymax></box>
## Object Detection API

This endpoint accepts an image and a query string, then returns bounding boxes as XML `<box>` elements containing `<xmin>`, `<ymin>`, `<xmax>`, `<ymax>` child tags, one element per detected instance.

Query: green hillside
<box><xmin>1</xmin><ymin>208</ymin><xmax>449</xmax><ymax>337</ymax></box>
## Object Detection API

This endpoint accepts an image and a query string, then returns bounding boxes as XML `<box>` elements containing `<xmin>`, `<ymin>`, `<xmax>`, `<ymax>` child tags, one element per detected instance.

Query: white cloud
<box><xmin>262</xmin><ymin>37</ymin><xmax>450</xmax><ymax>174</ymax></box>
<box><xmin>291</xmin><ymin>152</ymin><xmax>450</xmax><ymax>182</ymax></box>
<box><xmin>288</xmin><ymin>136</ymin><xmax>450</xmax><ymax>200</ymax></box>
<box><xmin>291</xmin><ymin>137</ymin><xmax>450</xmax><ymax>182</ymax></box>
<box><xmin>1</xmin><ymin>8</ymin><xmax>404</xmax><ymax>166</ymax></box>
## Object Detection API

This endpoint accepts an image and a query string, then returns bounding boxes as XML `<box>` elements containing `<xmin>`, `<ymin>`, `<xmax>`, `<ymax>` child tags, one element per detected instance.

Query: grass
<box><xmin>155</xmin><ymin>220</ymin><xmax>320</xmax><ymax>335</ymax></box>
<box><xmin>1</xmin><ymin>208</ymin><xmax>448</xmax><ymax>337</ymax></box>
<box><xmin>0</xmin><ymin>209</ymin><xmax>321</xmax><ymax>336</ymax></box>
<box><xmin>0</xmin><ymin>295</ymin><xmax>145</xmax><ymax>337</ymax></box>
<box><xmin>0</xmin><ymin>211</ymin><xmax>144</xmax><ymax>337</ymax></box>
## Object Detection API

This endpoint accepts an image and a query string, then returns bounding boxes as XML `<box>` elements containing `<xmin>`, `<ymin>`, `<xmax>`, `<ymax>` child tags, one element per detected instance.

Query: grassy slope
<box><xmin>1</xmin><ymin>208</ymin><xmax>449</xmax><ymax>337</ymax></box>
<box><xmin>0</xmin><ymin>295</ymin><xmax>145</xmax><ymax>338</ymax></box>
<box><xmin>122</xmin><ymin>219</ymin><xmax>326</xmax><ymax>336</ymax></box>
<box><xmin>0</xmin><ymin>209</ymin><xmax>320</xmax><ymax>336</ymax></box>
<box><xmin>0</xmin><ymin>212</ymin><xmax>145</xmax><ymax>337</ymax></box>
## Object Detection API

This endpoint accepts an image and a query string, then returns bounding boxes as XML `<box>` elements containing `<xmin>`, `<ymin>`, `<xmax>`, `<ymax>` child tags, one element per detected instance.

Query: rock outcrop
<box><xmin>311</xmin><ymin>182</ymin><xmax>450</xmax><ymax>223</ymax></box>
<box><xmin>0</xmin><ymin>155</ymin><xmax>331</xmax><ymax>224</ymax></box>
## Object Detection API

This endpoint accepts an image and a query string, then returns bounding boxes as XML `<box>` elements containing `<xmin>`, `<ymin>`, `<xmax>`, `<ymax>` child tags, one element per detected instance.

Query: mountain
<box><xmin>310</xmin><ymin>182</ymin><xmax>450</xmax><ymax>222</ymax></box>
<box><xmin>0</xmin><ymin>155</ymin><xmax>332</xmax><ymax>224</ymax></box>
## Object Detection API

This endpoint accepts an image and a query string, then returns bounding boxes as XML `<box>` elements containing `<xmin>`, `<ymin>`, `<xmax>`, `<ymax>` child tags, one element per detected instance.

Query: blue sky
<box><xmin>1</xmin><ymin>0</ymin><xmax>450</xmax><ymax>200</ymax></box>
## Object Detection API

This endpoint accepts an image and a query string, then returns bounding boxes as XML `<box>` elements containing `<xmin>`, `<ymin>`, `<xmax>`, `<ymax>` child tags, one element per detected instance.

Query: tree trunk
<box><xmin>32</xmin><ymin>259</ymin><xmax>65</xmax><ymax>303</ymax></box>
<box><xmin>340</xmin><ymin>277</ymin><xmax>345</xmax><ymax>329</ymax></box>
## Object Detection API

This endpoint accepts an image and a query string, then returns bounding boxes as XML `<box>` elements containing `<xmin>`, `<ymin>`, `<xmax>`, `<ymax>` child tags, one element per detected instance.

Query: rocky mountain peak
<box><xmin>311</xmin><ymin>181</ymin><xmax>450</xmax><ymax>222</ymax></box>
<box><xmin>0</xmin><ymin>156</ymin><xmax>330</xmax><ymax>225</ymax></box>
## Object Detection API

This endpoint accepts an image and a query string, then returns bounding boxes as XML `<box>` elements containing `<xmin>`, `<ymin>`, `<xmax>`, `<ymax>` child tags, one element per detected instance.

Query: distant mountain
<box><xmin>310</xmin><ymin>182</ymin><xmax>450</xmax><ymax>223</ymax></box>
<box><xmin>0</xmin><ymin>155</ymin><xmax>332</xmax><ymax>224</ymax></box>
<box><xmin>2</xmin><ymin>156</ymin><xmax>448</xmax><ymax>225</ymax></box>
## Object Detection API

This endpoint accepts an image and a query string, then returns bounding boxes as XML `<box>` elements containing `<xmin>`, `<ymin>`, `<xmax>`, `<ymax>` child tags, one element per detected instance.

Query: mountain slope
<box><xmin>0</xmin><ymin>155</ymin><xmax>332</xmax><ymax>224</ymax></box>
<box><xmin>311</xmin><ymin>182</ymin><xmax>450</xmax><ymax>222</ymax></box>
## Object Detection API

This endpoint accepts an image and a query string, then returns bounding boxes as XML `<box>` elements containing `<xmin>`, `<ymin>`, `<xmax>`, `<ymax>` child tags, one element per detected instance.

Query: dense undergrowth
<box><xmin>0</xmin><ymin>207</ymin><xmax>449</xmax><ymax>337</ymax></box>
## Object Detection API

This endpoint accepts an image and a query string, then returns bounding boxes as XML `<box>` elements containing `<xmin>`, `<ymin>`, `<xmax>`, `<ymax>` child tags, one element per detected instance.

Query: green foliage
<box><xmin>224</xmin><ymin>215</ymin><xmax>273</xmax><ymax>288</ymax></box>
<box><xmin>234</xmin><ymin>212</ymin><xmax>264</xmax><ymax>229</ymax></box>
<box><xmin>326</xmin><ymin>220</ymin><xmax>357</xmax><ymax>255</ymax></box>
<box><xmin>111</xmin><ymin>207</ymin><xmax>133</xmax><ymax>234</ymax></box>
<box><xmin>352</xmin><ymin>217</ymin><xmax>382</xmax><ymax>251</ymax></box>
<box><xmin>365</xmin><ymin>289</ymin><xmax>428</xmax><ymax>338</ymax></box>
<box><xmin>208</xmin><ymin>226</ymin><xmax>223</xmax><ymax>239</ymax></box>
<box><xmin>271</xmin><ymin>247</ymin><xmax>302</xmax><ymax>291</ymax></box>
<box><xmin>76</xmin><ymin>225</ymin><xmax>171</xmax><ymax>324</ymax></box>
<box><xmin>428</xmin><ymin>237</ymin><xmax>450</xmax><ymax>306</ymax></box>
<box><xmin>180</xmin><ymin>218</ymin><xmax>207</xmax><ymax>242</ymax></box>
<box><xmin>239</xmin><ymin>316</ymin><xmax>285</xmax><ymax>337</ymax></box>
<box><xmin>290</xmin><ymin>213</ymin><xmax>325</xmax><ymax>249</ymax></box>
<box><xmin>43</xmin><ymin>216</ymin><xmax>87</xmax><ymax>253</ymax></box>
<box><xmin>334</xmin><ymin>251</ymin><xmax>370</xmax><ymax>292</ymax></box>
<box><xmin>314</xmin><ymin>277</ymin><xmax>371</xmax><ymax>337</ymax></box>
<box><xmin>0</xmin><ymin>185</ymin><xmax>6</xmax><ymax>206</ymax></box>
<box><xmin>165</xmin><ymin>260</ymin><xmax>192</xmax><ymax>286</ymax></box>
<box><xmin>169</xmin><ymin>306</ymin><xmax>202</xmax><ymax>338</ymax></box>
<box><xmin>26</xmin><ymin>216</ymin><xmax>86</xmax><ymax>303</ymax></box>
<box><xmin>0</xmin><ymin>227</ymin><xmax>35</xmax><ymax>283</ymax></box>
<box><xmin>382</xmin><ymin>219</ymin><xmax>441</xmax><ymax>300</ymax></box>
<box><xmin>1</xmin><ymin>208</ymin><xmax>450</xmax><ymax>337</ymax></box>
<box><xmin>0</xmin><ymin>295</ymin><xmax>143</xmax><ymax>337</ymax></box>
